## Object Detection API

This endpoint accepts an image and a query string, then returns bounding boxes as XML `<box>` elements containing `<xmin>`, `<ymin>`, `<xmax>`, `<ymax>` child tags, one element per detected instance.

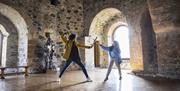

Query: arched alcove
<box><xmin>0</xmin><ymin>24</ymin><xmax>9</xmax><ymax>67</ymax></box>
<box><xmin>107</xmin><ymin>22</ymin><xmax>128</xmax><ymax>46</ymax></box>
<box><xmin>112</xmin><ymin>26</ymin><xmax>130</xmax><ymax>58</ymax></box>
<box><xmin>140</xmin><ymin>8</ymin><xmax>158</xmax><ymax>73</ymax></box>
<box><xmin>86</xmin><ymin>8</ymin><xmax>127</xmax><ymax>69</ymax></box>
<box><xmin>0</xmin><ymin>3</ymin><xmax>28</xmax><ymax>66</ymax></box>
<box><xmin>111</xmin><ymin>25</ymin><xmax>131</xmax><ymax>69</ymax></box>
<box><xmin>0</xmin><ymin>14</ymin><xmax>19</xmax><ymax>67</ymax></box>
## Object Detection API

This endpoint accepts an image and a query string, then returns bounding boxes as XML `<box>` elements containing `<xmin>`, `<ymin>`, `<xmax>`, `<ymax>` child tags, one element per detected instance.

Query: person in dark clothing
<box><xmin>59</xmin><ymin>32</ymin><xmax>93</xmax><ymax>82</ymax></box>
<box><xmin>45</xmin><ymin>32</ymin><xmax>54</xmax><ymax>70</ymax></box>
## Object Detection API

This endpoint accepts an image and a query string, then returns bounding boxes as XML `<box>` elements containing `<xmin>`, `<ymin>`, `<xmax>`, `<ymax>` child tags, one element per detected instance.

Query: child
<box><xmin>59</xmin><ymin>32</ymin><xmax>93</xmax><ymax>82</ymax></box>
<box><xmin>100</xmin><ymin>41</ymin><xmax>122</xmax><ymax>81</ymax></box>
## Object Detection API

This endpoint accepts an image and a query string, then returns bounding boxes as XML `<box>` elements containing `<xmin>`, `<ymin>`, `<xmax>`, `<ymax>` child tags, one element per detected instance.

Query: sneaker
<box><xmin>86</xmin><ymin>78</ymin><xmax>93</xmax><ymax>82</ymax></box>
<box><xmin>57</xmin><ymin>78</ymin><xmax>61</xmax><ymax>82</ymax></box>
<box><xmin>104</xmin><ymin>77</ymin><xmax>108</xmax><ymax>82</ymax></box>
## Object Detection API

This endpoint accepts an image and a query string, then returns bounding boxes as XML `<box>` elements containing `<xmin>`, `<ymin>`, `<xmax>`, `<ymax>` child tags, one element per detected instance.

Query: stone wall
<box><xmin>88</xmin><ymin>8</ymin><xmax>127</xmax><ymax>68</ymax></box>
<box><xmin>0</xmin><ymin>0</ymin><xmax>180</xmax><ymax>79</ymax></box>
<box><xmin>0</xmin><ymin>0</ymin><xmax>85</xmax><ymax>72</ymax></box>
<box><xmin>0</xmin><ymin>14</ymin><xmax>18</xmax><ymax>67</ymax></box>
<box><xmin>0</xmin><ymin>2</ymin><xmax>29</xmax><ymax>71</ymax></box>
<box><xmin>83</xmin><ymin>0</ymin><xmax>148</xmax><ymax>70</ymax></box>
<box><xmin>140</xmin><ymin>7</ymin><xmax>158</xmax><ymax>73</ymax></box>
<box><xmin>0</xmin><ymin>0</ymin><xmax>148</xmax><ymax>72</ymax></box>
<box><xmin>148</xmin><ymin>0</ymin><xmax>180</xmax><ymax>78</ymax></box>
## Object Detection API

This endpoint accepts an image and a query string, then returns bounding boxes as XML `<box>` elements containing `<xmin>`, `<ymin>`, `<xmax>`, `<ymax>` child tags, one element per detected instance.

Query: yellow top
<box><xmin>60</xmin><ymin>34</ymin><xmax>91</xmax><ymax>59</ymax></box>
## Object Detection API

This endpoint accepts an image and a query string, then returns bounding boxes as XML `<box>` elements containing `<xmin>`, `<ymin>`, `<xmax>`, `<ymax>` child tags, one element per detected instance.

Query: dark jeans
<box><xmin>59</xmin><ymin>58</ymin><xmax>89</xmax><ymax>78</ymax></box>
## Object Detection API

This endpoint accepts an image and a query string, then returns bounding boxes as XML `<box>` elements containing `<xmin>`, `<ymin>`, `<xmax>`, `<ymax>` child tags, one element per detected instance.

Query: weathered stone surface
<box><xmin>0</xmin><ymin>3</ymin><xmax>28</xmax><ymax>68</ymax></box>
<box><xmin>0</xmin><ymin>0</ymin><xmax>84</xmax><ymax>72</ymax></box>
<box><xmin>0</xmin><ymin>13</ymin><xmax>18</xmax><ymax>67</ymax></box>
<box><xmin>148</xmin><ymin>0</ymin><xmax>180</xmax><ymax>78</ymax></box>
<box><xmin>0</xmin><ymin>0</ymin><xmax>180</xmax><ymax>79</ymax></box>
<box><xmin>83</xmin><ymin>0</ymin><xmax>147</xmax><ymax>70</ymax></box>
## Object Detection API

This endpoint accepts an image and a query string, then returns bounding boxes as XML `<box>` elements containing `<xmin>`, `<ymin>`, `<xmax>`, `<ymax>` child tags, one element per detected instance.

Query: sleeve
<box><xmin>116</xmin><ymin>47</ymin><xmax>120</xmax><ymax>54</ymax></box>
<box><xmin>100</xmin><ymin>45</ymin><xmax>110</xmax><ymax>52</ymax></box>
<box><xmin>77</xmin><ymin>42</ymin><xmax>91</xmax><ymax>48</ymax></box>
<box><xmin>60</xmin><ymin>34</ymin><xmax>68</xmax><ymax>43</ymax></box>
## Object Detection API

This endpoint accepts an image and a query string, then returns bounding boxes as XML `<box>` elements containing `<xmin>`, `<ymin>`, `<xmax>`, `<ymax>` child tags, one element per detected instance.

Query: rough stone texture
<box><xmin>0</xmin><ymin>14</ymin><xmax>18</xmax><ymax>67</ymax></box>
<box><xmin>156</xmin><ymin>32</ymin><xmax>180</xmax><ymax>78</ymax></box>
<box><xmin>30</xmin><ymin>36</ymin><xmax>47</xmax><ymax>73</ymax></box>
<box><xmin>0</xmin><ymin>31</ymin><xmax>2</xmax><ymax>66</ymax></box>
<box><xmin>0</xmin><ymin>3</ymin><xmax>28</xmax><ymax>68</ymax></box>
<box><xmin>88</xmin><ymin>8</ymin><xmax>127</xmax><ymax>68</ymax></box>
<box><xmin>0</xmin><ymin>0</ymin><xmax>85</xmax><ymax>72</ymax></box>
<box><xmin>148</xmin><ymin>0</ymin><xmax>180</xmax><ymax>78</ymax></box>
<box><xmin>0</xmin><ymin>0</ymin><xmax>150</xmax><ymax>72</ymax></box>
<box><xmin>0</xmin><ymin>0</ymin><xmax>180</xmax><ymax>79</ymax></box>
<box><xmin>83</xmin><ymin>0</ymin><xmax>147</xmax><ymax>70</ymax></box>
<box><xmin>140</xmin><ymin>8</ymin><xmax>158</xmax><ymax>73</ymax></box>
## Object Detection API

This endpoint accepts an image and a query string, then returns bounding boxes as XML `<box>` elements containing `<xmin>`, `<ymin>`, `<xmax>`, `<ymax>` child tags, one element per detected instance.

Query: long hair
<box><xmin>110</xmin><ymin>41</ymin><xmax>120</xmax><ymax>51</ymax></box>
<box><xmin>68</xmin><ymin>33</ymin><xmax>76</xmax><ymax>40</ymax></box>
<box><xmin>113</xmin><ymin>41</ymin><xmax>119</xmax><ymax>48</ymax></box>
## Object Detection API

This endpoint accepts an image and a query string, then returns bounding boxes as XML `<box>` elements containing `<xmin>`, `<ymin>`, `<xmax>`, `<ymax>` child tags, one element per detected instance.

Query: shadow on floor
<box><xmin>61</xmin><ymin>81</ymin><xmax>90</xmax><ymax>88</ymax></box>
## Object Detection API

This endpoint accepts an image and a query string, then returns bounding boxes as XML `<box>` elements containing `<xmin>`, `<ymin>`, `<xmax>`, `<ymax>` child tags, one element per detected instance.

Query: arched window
<box><xmin>113</xmin><ymin>26</ymin><xmax>130</xmax><ymax>59</ymax></box>
<box><xmin>0</xmin><ymin>24</ymin><xmax>9</xmax><ymax>67</ymax></box>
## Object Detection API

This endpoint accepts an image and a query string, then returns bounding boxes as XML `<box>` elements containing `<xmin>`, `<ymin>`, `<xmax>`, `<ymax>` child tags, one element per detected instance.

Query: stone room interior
<box><xmin>0</xmin><ymin>0</ymin><xmax>180</xmax><ymax>91</ymax></box>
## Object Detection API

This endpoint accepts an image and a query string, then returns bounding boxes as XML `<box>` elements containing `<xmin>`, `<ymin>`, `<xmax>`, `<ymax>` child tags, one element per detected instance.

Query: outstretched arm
<box><xmin>77</xmin><ymin>42</ymin><xmax>93</xmax><ymax>49</ymax></box>
<box><xmin>100</xmin><ymin>44</ymin><xmax>110</xmax><ymax>52</ymax></box>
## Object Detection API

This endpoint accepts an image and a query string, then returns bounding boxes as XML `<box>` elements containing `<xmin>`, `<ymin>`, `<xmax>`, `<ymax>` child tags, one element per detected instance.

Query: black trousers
<box><xmin>59</xmin><ymin>58</ymin><xmax>89</xmax><ymax>78</ymax></box>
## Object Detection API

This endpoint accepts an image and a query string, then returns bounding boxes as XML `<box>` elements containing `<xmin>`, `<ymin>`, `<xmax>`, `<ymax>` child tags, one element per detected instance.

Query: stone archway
<box><xmin>107</xmin><ymin>23</ymin><xmax>131</xmax><ymax>69</ymax></box>
<box><xmin>140</xmin><ymin>7</ymin><xmax>158</xmax><ymax>73</ymax></box>
<box><xmin>0</xmin><ymin>24</ymin><xmax>9</xmax><ymax>67</ymax></box>
<box><xmin>0</xmin><ymin>3</ymin><xmax>28</xmax><ymax>66</ymax></box>
<box><xmin>86</xmin><ymin>8</ymin><xmax>127</xmax><ymax>69</ymax></box>
<box><xmin>107</xmin><ymin>22</ymin><xmax>128</xmax><ymax>46</ymax></box>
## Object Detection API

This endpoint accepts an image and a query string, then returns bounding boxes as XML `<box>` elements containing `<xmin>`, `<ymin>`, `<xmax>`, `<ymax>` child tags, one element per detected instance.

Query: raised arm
<box><xmin>60</xmin><ymin>34</ymin><xmax>68</xmax><ymax>43</ymax></box>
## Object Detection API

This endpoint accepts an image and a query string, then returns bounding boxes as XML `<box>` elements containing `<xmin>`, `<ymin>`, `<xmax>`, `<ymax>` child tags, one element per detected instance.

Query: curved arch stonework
<box><xmin>0</xmin><ymin>3</ymin><xmax>28</xmax><ymax>66</ymax></box>
<box><xmin>87</xmin><ymin>8</ymin><xmax>128</xmax><ymax>68</ymax></box>
<box><xmin>89</xmin><ymin>8</ymin><xmax>125</xmax><ymax>35</ymax></box>
<box><xmin>0</xmin><ymin>24</ymin><xmax>9</xmax><ymax>67</ymax></box>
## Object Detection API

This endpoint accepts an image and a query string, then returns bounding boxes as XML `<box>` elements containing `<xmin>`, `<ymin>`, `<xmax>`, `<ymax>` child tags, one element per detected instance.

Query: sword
<box><xmin>93</xmin><ymin>37</ymin><xmax>97</xmax><ymax>44</ymax></box>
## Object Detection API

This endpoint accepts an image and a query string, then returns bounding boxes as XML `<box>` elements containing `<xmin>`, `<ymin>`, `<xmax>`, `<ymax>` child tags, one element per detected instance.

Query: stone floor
<box><xmin>0</xmin><ymin>69</ymin><xmax>180</xmax><ymax>91</ymax></box>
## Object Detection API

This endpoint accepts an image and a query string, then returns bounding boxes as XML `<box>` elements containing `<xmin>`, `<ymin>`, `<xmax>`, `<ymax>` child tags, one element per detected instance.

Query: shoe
<box><xmin>119</xmin><ymin>76</ymin><xmax>122</xmax><ymax>80</ymax></box>
<box><xmin>104</xmin><ymin>77</ymin><xmax>108</xmax><ymax>82</ymax></box>
<box><xmin>57</xmin><ymin>78</ymin><xmax>61</xmax><ymax>84</ymax></box>
<box><xmin>57</xmin><ymin>78</ymin><xmax>61</xmax><ymax>82</ymax></box>
<box><xmin>86</xmin><ymin>78</ymin><xmax>93</xmax><ymax>82</ymax></box>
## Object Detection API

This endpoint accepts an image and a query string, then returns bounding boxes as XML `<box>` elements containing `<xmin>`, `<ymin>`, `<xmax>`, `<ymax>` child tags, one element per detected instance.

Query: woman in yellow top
<box><xmin>59</xmin><ymin>32</ymin><xmax>93</xmax><ymax>82</ymax></box>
